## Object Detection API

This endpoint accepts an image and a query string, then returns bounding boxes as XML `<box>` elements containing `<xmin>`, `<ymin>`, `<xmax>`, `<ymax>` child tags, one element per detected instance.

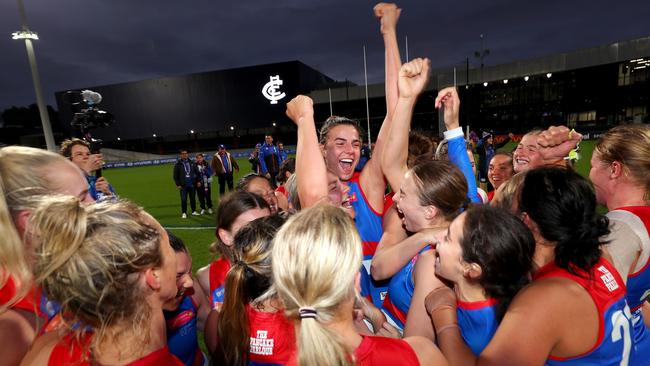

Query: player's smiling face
<box><xmin>321</xmin><ymin>124</ymin><xmax>361</xmax><ymax>182</ymax></box>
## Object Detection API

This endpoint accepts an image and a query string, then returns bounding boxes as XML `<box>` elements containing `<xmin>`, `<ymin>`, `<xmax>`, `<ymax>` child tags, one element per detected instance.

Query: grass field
<box><xmin>104</xmin><ymin>141</ymin><xmax>597</xmax><ymax>273</ymax></box>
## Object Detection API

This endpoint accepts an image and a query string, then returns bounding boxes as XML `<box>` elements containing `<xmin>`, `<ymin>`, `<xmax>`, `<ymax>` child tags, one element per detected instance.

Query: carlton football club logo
<box><xmin>262</xmin><ymin>75</ymin><xmax>286</xmax><ymax>104</ymax></box>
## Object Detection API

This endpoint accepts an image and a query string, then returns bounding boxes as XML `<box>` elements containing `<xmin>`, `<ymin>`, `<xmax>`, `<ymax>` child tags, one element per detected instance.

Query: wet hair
<box><xmin>594</xmin><ymin>124</ymin><xmax>650</xmax><ymax>200</ymax></box>
<box><xmin>277</xmin><ymin>157</ymin><xmax>296</xmax><ymax>185</ymax></box>
<box><xmin>59</xmin><ymin>138</ymin><xmax>90</xmax><ymax>159</ymax></box>
<box><xmin>459</xmin><ymin>206</ymin><xmax>535</xmax><ymax>320</ymax></box>
<box><xmin>273</xmin><ymin>205</ymin><xmax>361</xmax><ymax>366</ymax></box>
<box><xmin>166</xmin><ymin>230</ymin><xmax>187</xmax><ymax>253</ymax></box>
<box><xmin>0</xmin><ymin>146</ymin><xmax>76</xmax><ymax>311</ymax></box>
<box><xmin>31</xmin><ymin>196</ymin><xmax>165</xmax><ymax>354</ymax></box>
<box><xmin>318</xmin><ymin>116</ymin><xmax>365</xmax><ymax>145</ymax></box>
<box><xmin>519</xmin><ymin>167</ymin><xmax>609</xmax><ymax>273</ymax></box>
<box><xmin>411</xmin><ymin>160</ymin><xmax>469</xmax><ymax>221</ymax></box>
<box><xmin>213</xmin><ymin>215</ymin><xmax>287</xmax><ymax>366</ymax></box>
<box><xmin>209</xmin><ymin>191</ymin><xmax>270</xmax><ymax>260</ymax></box>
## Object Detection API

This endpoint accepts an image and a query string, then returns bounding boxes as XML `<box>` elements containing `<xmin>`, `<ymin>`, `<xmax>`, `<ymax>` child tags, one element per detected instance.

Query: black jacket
<box><xmin>173</xmin><ymin>159</ymin><xmax>200</xmax><ymax>187</ymax></box>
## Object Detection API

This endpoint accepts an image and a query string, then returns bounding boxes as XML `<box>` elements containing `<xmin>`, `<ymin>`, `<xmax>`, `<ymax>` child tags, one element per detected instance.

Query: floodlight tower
<box><xmin>12</xmin><ymin>0</ymin><xmax>55</xmax><ymax>151</ymax></box>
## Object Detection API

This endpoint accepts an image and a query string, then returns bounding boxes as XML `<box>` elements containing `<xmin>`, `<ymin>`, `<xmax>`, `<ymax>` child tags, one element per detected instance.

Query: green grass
<box><xmin>105</xmin><ymin>145</ymin><xmax>598</xmax><ymax>271</ymax></box>
<box><xmin>103</xmin><ymin>157</ymin><xmax>254</xmax><ymax>272</ymax></box>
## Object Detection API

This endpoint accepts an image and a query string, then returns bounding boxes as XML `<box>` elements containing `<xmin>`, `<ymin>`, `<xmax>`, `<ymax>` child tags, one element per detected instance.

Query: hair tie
<box><xmin>298</xmin><ymin>307</ymin><xmax>317</xmax><ymax>320</ymax></box>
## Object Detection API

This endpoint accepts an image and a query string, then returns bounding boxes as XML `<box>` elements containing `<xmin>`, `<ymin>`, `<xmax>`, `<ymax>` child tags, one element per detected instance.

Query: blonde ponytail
<box><xmin>272</xmin><ymin>204</ymin><xmax>361</xmax><ymax>366</ymax></box>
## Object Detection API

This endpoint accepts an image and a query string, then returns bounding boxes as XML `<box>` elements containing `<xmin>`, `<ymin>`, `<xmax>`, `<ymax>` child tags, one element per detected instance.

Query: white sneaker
<box><xmin>191</xmin><ymin>211</ymin><xmax>200</xmax><ymax>216</ymax></box>
<box><xmin>181</xmin><ymin>213</ymin><xmax>187</xmax><ymax>219</ymax></box>
<box><xmin>200</xmin><ymin>209</ymin><xmax>206</xmax><ymax>215</ymax></box>
<box><xmin>208</xmin><ymin>208</ymin><xmax>213</xmax><ymax>214</ymax></box>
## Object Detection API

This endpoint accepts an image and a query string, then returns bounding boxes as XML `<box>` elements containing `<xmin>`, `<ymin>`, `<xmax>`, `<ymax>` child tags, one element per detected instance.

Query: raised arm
<box><xmin>374</xmin><ymin>2</ymin><xmax>402</xmax><ymax>119</ymax></box>
<box><xmin>380</xmin><ymin>58</ymin><xmax>431</xmax><ymax>192</ymax></box>
<box><xmin>435</xmin><ymin>88</ymin><xmax>481</xmax><ymax>204</ymax></box>
<box><xmin>286</xmin><ymin>95</ymin><xmax>328</xmax><ymax>208</ymax></box>
<box><xmin>355</xmin><ymin>3</ymin><xmax>403</xmax><ymax>212</ymax></box>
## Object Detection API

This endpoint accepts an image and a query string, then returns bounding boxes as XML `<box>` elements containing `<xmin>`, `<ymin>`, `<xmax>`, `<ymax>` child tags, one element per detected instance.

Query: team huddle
<box><xmin>1</xmin><ymin>2</ymin><xmax>650</xmax><ymax>366</ymax></box>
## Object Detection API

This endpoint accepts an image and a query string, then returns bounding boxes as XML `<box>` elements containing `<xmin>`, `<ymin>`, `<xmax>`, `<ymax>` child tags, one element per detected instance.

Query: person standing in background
<box><xmin>195</xmin><ymin>153</ymin><xmax>214</xmax><ymax>214</ymax></box>
<box><xmin>212</xmin><ymin>144</ymin><xmax>239</xmax><ymax>196</ymax></box>
<box><xmin>173</xmin><ymin>149</ymin><xmax>199</xmax><ymax>219</ymax></box>
<box><xmin>249</xmin><ymin>143</ymin><xmax>262</xmax><ymax>175</ymax></box>
<box><xmin>259</xmin><ymin>134</ymin><xmax>281</xmax><ymax>187</ymax></box>
<box><xmin>277</xmin><ymin>142</ymin><xmax>288</xmax><ymax>164</ymax></box>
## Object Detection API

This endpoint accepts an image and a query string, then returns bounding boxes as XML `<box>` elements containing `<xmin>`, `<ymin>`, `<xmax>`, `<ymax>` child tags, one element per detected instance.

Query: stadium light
<box><xmin>153</xmin><ymin>133</ymin><xmax>157</xmax><ymax>137</ymax></box>
<box><xmin>546</xmin><ymin>73</ymin><xmax>552</xmax><ymax>78</ymax></box>
<box><xmin>190</xmin><ymin>130</ymin><xmax>194</xmax><ymax>134</ymax></box>
<box><xmin>503</xmin><ymin>79</ymin><xmax>508</xmax><ymax>84</ymax></box>
<box><xmin>12</xmin><ymin>30</ymin><xmax>38</xmax><ymax>40</ymax></box>
<box><xmin>230</xmin><ymin>126</ymin><xmax>235</xmax><ymax>131</ymax></box>
<box><xmin>272</xmin><ymin>122</ymin><xmax>276</xmax><ymax>127</ymax></box>
<box><xmin>524</xmin><ymin>76</ymin><xmax>530</xmax><ymax>82</ymax></box>
<box><xmin>483</xmin><ymin>82</ymin><xmax>488</xmax><ymax>87</ymax></box>
<box><xmin>117</xmin><ymin>137</ymin><xmax>121</xmax><ymax>141</ymax></box>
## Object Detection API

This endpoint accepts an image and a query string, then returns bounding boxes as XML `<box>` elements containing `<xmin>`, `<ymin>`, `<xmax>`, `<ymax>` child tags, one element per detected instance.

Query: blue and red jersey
<box><xmin>247</xmin><ymin>305</ymin><xmax>295</xmax><ymax>365</ymax></box>
<box><xmin>348</xmin><ymin>172</ymin><xmax>387</xmax><ymax>309</ymax></box>
<box><xmin>534</xmin><ymin>258</ymin><xmax>635</xmax><ymax>366</ymax></box>
<box><xmin>456</xmin><ymin>298</ymin><xmax>498</xmax><ymax>356</ymax></box>
<box><xmin>164</xmin><ymin>295</ymin><xmax>206</xmax><ymax>366</ymax></box>
<box><xmin>209</xmin><ymin>257</ymin><xmax>231</xmax><ymax>310</ymax></box>
<box><xmin>613</xmin><ymin>206</ymin><xmax>650</xmax><ymax>363</ymax></box>
<box><xmin>381</xmin><ymin>247</ymin><xmax>431</xmax><ymax>331</ymax></box>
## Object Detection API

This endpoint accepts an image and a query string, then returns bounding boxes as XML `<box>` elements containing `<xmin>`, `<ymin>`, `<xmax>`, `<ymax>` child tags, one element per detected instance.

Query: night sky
<box><xmin>1</xmin><ymin>0</ymin><xmax>649</xmax><ymax>113</ymax></box>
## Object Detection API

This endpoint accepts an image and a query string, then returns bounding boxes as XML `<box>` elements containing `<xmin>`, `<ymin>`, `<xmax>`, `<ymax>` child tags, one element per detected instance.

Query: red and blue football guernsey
<box><xmin>534</xmin><ymin>258</ymin><xmax>635</xmax><ymax>366</ymax></box>
<box><xmin>612</xmin><ymin>206</ymin><xmax>650</xmax><ymax>364</ymax></box>
<box><xmin>457</xmin><ymin>298</ymin><xmax>498</xmax><ymax>356</ymax></box>
<box><xmin>164</xmin><ymin>295</ymin><xmax>206</xmax><ymax>366</ymax></box>
<box><xmin>247</xmin><ymin>305</ymin><xmax>296</xmax><ymax>365</ymax></box>
<box><xmin>48</xmin><ymin>332</ymin><xmax>184</xmax><ymax>365</ymax></box>
<box><xmin>381</xmin><ymin>246</ymin><xmax>431</xmax><ymax>331</ymax></box>
<box><xmin>348</xmin><ymin>172</ymin><xmax>388</xmax><ymax>308</ymax></box>
<box><xmin>209</xmin><ymin>257</ymin><xmax>231</xmax><ymax>310</ymax></box>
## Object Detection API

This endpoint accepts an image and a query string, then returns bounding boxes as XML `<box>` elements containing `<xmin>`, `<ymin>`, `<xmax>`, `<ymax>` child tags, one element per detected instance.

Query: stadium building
<box><xmin>56</xmin><ymin>36</ymin><xmax>650</xmax><ymax>153</ymax></box>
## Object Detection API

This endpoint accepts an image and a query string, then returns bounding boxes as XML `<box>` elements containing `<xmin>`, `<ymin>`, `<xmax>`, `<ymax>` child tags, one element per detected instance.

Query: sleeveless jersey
<box><xmin>614</xmin><ymin>206</ymin><xmax>650</xmax><ymax>363</ymax></box>
<box><xmin>533</xmin><ymin>258</ymin><xmax>635</xmax><ymax>366</ymax></box>
<box><xmin>209</xmin><ymin>257</ymin><xmax>231</xmax><ymax>310</ymax></box>
<box><xmin>164</xmin><ymin>295</ymin><xmax>206</xmax><ymax>366</ymax></box>
<box><xmin>381</xmin><ymin>247</ymin><xmax>430</xmax><ymax>330</ymax></box>
<box><xmin>456</xmin><ymin>298</ymin><xmax>498</xmax><ymax>356</ymax></box>
<box><xmin>348</xmin><ymin>172</ymin><xmax>387</xmax><ymax>308</ymax></box>
<box><xmin>49</xmin><ymin>332</ymin><xmax>184</xmax><ymax>366</ymax></box>
<box><xmin>247</xmin><ymin>305</ymin><xmax>296</xmax><ymax>365</ymax></box>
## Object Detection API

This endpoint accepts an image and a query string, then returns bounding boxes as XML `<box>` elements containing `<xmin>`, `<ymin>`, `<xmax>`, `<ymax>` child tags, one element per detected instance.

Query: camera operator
<box><xmin>59</xmin><ymin>138</ymin><xmax>116</xmax><ymax>201</ymax></box>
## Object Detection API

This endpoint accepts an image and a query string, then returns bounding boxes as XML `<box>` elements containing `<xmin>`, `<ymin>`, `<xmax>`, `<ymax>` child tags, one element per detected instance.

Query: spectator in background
<box><xmin>259</xmin><ymin>134</ymin><xmax>281</xmax><ymax>187</ymax></box>
<box><xmin>173</xmin><ymin>149</ymin><xmax>199</xmax><ymax>218</ymax></box>
<box><xmin>195</xmin><ymin>153</ymin><xmax>213</xmax><ymax>214</ymax></box>
<box><xmin>212</xmin><ymin>144</ymin><xmax>239</xmax><ymax>196</ymax></box>
<box><xmin>277</xmin><ymin>142</ymin><xmax>288</xmax><ymax>163</ymax></box>
<box><xmin>249</xmin><ymin>143</ymin><xmax>262</xmax><ymax>175</ymax></box>
<box><xmin>59</xmin><ymin>138</ymin><xmax>116</xmax><ymax>201</ymax></box>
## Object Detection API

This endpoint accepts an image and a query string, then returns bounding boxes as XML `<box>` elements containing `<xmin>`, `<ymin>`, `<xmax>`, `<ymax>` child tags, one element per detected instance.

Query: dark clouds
<box><xmin>1</xmin><ymin>0</ymin><xmax>649</xmax><ymax>111</ymax></box>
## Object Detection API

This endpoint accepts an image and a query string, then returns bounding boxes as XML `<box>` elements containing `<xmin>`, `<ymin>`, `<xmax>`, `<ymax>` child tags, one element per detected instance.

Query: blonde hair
<box><xmin>595</xmin><ymin>124</ymin><xmax>650</xmax><ymax>199</ymax></box>
<box><xmin>491</xmin><ymin>171</ymin><xmax>527</xmax><ymax>214</ymax></box>
<box><xmin>0</xmin><ymin>146</ymin><xmax>72</xmax><ymax>313</ymax></box>
<box><xmin>272</xmin><ymin>204</ymin><xmax>361</xmax><ymax>366</ymax></box>
<box><xmin>30</xmin><ymin>196</ymin><xmax>164</xmax><ymax>355</ymax></box>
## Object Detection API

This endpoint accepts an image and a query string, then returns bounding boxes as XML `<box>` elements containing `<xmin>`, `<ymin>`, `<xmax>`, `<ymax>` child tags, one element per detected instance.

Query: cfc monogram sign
<box><xmin>262</xmin><ymin>75</ymin><xmax>286</xmax><ymax>104</ymax></box>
